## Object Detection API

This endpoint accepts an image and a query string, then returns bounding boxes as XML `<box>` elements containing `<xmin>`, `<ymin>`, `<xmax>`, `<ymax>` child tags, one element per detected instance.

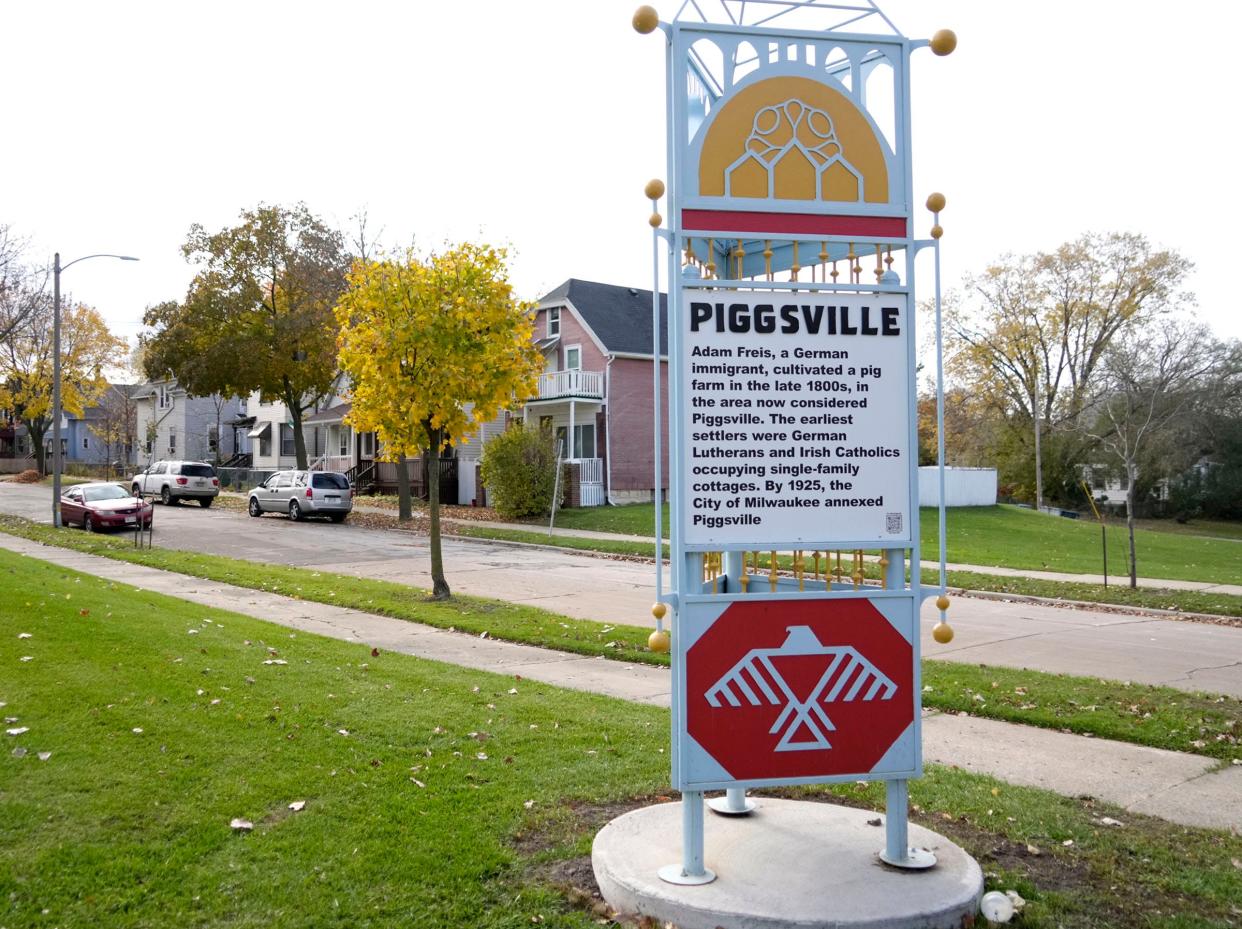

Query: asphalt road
<box><xmin>3</xmin><ymin>481</ymin><xmax>1240</xmax><ymax>696</ymax></box>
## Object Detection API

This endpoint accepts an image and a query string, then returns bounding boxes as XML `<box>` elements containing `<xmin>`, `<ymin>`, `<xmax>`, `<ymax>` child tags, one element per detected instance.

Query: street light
<box><xmin>51</xmin><ymin>252</ymin><xmax>139</xmax><ymax>527</ymax></box>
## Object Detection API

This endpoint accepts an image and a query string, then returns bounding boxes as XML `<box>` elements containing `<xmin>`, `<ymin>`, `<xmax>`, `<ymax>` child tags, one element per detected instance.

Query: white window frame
<box><xmin>338</xmin><ymin>425</ymin><xmax>350</xmax><ymax>458</ymax></box>
<box><xmin>564</xmin><ymin>344</ymin><xmax>582</xmax><ymax>371</ymax></box>
<box><xmin>168</xmin><ymin>428</ymin><xmax>176</xmax><ymax>453</ymax></box>
<box><xmin>547</xmin><ymin>306</ymin><xmax>560</xmax><ymax>337</ymax></box>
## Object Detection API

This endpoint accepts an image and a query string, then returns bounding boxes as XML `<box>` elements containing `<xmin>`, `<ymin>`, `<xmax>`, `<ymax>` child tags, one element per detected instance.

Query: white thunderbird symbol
<box><xmin>704</xmin><ymin>625</ymin><xmax>897</xmax><ymax>752</ymax></box>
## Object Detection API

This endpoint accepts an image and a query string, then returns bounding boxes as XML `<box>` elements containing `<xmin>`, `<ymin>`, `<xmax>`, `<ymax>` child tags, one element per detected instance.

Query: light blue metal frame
<box><xmin>647</xmin><ymin>2</ymin><xmax>946</xmax><ymax>880</ymax></box>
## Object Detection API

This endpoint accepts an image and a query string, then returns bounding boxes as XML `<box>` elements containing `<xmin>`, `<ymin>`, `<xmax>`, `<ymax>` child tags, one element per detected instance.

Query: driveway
<box><xmin>2</xmin><ymin>480</ymin><xmax>1240</xmax><ymax>696</ymax></box>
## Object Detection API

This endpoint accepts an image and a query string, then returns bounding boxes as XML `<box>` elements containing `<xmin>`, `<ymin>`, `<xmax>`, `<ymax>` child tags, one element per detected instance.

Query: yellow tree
<box><xmin>335</xmin><ymin>243</ymin><xmax>541</xmax><ymax>599</ymax></box>
<box><xmin>0</xmin><ymin>300</ymin><xmax>126</xmax><ymax>474</ymax></box>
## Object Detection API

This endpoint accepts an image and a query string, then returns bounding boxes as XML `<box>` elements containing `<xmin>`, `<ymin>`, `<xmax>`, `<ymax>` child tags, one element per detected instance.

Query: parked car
<box><xmin>247</xmin><ymin>470</ymin><xmax>352</xmax><ymax>522</ymax></box>
<box><xmin>131</xmin><ymin>460</ymin><xmax>220</xmax><ymax>507</ymax></box>
<box><xmin>60</xmin><ymin>482</ymin><xmax>153</xmax><ymax>532</ymax></box>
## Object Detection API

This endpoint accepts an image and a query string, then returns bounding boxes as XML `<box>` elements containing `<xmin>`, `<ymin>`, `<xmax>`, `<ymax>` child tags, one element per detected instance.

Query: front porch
<box><xmin>523</xmin><ymin>397</ymin><xmax>606</xmax><ymax>507</ymax></box>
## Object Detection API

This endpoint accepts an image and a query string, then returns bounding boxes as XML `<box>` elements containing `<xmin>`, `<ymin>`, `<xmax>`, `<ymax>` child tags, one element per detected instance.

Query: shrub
<box><xmin>480</xmin><ymin>425</ymin><xmax>559</xmax><ymax>520</ymax></box>
<box><xmin>13</xmin><ymin>469</ymin><xmax>41</xmax><ymax>484</ymax></box>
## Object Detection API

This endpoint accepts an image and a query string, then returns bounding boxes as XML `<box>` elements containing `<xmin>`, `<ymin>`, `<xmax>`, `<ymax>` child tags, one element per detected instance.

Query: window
<box><xmin>565</xmin><ymin>345</ymin><xmax>581</xmax><ymax>370</ymax></box>
<box><xmin>168</xmin><ymin>429</ymin><xmax>176</xmax><ymax>453</ymax></box>
<box><xmin>547</xmin><ymin>306</ymin><xmax>560</xmax><ymax>337</ymax></box>
<box><xmin>280</xmin><ymin>424</ymin><xmax>296</xmax><ymax>457</ymax></box>
<box><xmin>360</xmin><ymin>432</ymin><xmax>375</xmax><ymax>458</ymax></box>
<box><xmin>180</xmin><ymin>464</ymin><xmax>215</xmax><ymax>478</ymax></box>
<box><xmin>338</xmin><ymin>426</ymin><xmax>350</xmax><ymax>457</ymax></box>
<box><xmin>82</xmin><ymin>436</ymin><xmax>89</xmax><ymax>450</ymax></box>
<box><xmin>312</xmin><ymin>473</ymin><xmax>350</xmax><ymax>490</ymax></box>
<box><xmin>554</xmin><ymin>424</ymin><xmax>595</xmax><ymax>459</ymax></box>
<box><xmin>158</xmin><ymin>386</ymin><xmax>169</xmax><ymax>409</ymax></box>
<box><xmin>259</xmin><ymin>433</ymin><xmax>271</xmax><ymax>458</ymax></box>
<box><xmin>208</xmin><ymin>425</ymin><xmax>219</xmax><ymax>452</ymax></box>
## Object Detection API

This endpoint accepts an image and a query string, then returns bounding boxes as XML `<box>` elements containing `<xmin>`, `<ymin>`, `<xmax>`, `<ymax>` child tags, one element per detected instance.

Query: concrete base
<box><xmin>592</xmin><ymin>798</ymin><xmax>982</xmax><ymax>929</ymax></box>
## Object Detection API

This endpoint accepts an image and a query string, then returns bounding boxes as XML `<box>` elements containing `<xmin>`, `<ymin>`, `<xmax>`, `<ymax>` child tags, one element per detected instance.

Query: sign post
<box><xmin>635</xmin><ymin>0</ymin><xmax>959</xmax><ymax>884</ymax></box>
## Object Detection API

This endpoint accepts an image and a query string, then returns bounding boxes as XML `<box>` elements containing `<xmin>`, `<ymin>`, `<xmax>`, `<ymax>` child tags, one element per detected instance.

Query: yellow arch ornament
<box><xmin>698</xmin><ymin>75</ymin><xmax>890</xmax><ymax>205</ymax></box>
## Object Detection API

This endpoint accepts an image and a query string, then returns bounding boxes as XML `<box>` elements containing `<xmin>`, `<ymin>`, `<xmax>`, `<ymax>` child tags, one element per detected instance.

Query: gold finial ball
<box><xmin>648</xmin><ymin>628</ymin><xmax>671</xmax><ymax>653</ymax></box>
<box><xmin>936</xmin><ymin>594</ymin><xmax>950</xmax><ymax>611</ymax></box>
<box><xmin>651</xmin><ymin>601</ymin><xmax>667</xmax><ymax>620</ymax></box>
<box><xmin>649</xmin><ymin>212</ymin><xmax>663</xmax><ymax>228</ymax></box>
<box><xmin>925</xmin><ymin>192</ymin><xmax>946</xmax><ymax>213</ymax></box>
<box><xmin>930</xmin><ymin>224</ymin><xmax>944</xmax><ymax>239</ymax></box>
<box><xmin>632</xmin><ymin>5</ymin><xmax>660</xmax><ymax>33</ymax></box>
<box><xmin>930</xmin><ymin>29</ymin><xmax>957</xmax><ymax>56</ymax></box>
<box><xmin>644</xmin><ymin>178</ymin><xmax>666</xmax><ymax>201</ymax></box>
<box><xmin>932</xmin><ymin>620</ymin><xmax>955</xmax><ymax>644</ymax></box>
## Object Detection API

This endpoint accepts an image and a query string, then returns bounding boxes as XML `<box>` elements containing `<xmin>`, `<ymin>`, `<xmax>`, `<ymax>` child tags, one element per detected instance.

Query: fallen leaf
<box><xmin>337</xmin><ymin>729</ymin><xmax>350</xmax><ymax>736</ymax></box>
<box><xmin>187</xmin><ymin>629</ymin><xmax>199</xmax><ymax>635</ymax></box>
<box><xmin>5</xmin><ymin>727</ymin><xmax>29</xmax><ymax>736</ymax></box>
<box><xmin>410</xmin><ymin>777</ymin><xmax>426</xmax><ymax>788</ymax></box>
<box><xmin>19</xmin><ymin>656</ymin><xmax>33</xmax><ymax>662</ymax></box>
<box><xmin>132</xmin><ymin>728</ymin><xmax>144</xmax><ymax>734</ymax></box>
<box><xmin>37</xmin><ymin>752</ymin><xmax>51</xmax><ymax>761</ymax></box>
<box><xmin>79</xmin><ymin>609</ymin><xmax>90</xmax><ymax>617</ymax></box>
<box><xmin>17</xmin><ymin>633</ymin><xmax>32</xmax><ymax>639</ymax></box>
<box><xmin>288</xmin><ymin>801</ymin><xmax>306</xmax><ymax>812</ymax></box>
<box><xmin>371</xmin><ymin>647</ymin><xmax>380</xmax><ymax>657</ymax></box>
<box><xmin>866</xmin><ymin>817</ymin><xmax>882</xmax><ymax>827</ymax></box>
<box><xmin>1096</xmin><ymin>817</ymin><xmax>1125</xmax><ymax>828</ymax></box>
<box><xmin>524</xmin><ymin>799</ymin><xmax>535</xmax><ymax>809</ymax></box>
<box><xmin>230</xmin><ymin>818</ymin><xmax>254</xmax><ymax>832</ymax></box>
<box><xmin>476</xmin><ymin>752</ymin><xmax>488</xmax><ymax>761</ymax></box>
<box><xmin>507</xmin><ymin>688</ymin><xmax>518</xmax><ymax>695</ymax></box>
<box><xmin>11</xmin><ymin>746</ymin><xmax>28</xmax><ymax>758</ymax></box>
<box><xmin>1062</xmin><ymin>839</ymin><xmax>1074</xmax><ymax>847</ymax></box>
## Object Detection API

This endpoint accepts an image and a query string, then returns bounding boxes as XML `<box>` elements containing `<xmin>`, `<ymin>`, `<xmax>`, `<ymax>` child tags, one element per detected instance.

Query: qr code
<box><xmin>886</xmin><ymin>512</ymin><xmax>903</xmax><ymax>534</ymax></box>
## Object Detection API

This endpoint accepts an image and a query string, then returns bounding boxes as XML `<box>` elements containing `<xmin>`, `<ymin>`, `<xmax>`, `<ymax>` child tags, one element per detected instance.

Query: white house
<box><xmin>133</xmin><ymin>379</ymin><xmax>246</xmax><ymax>467</ymax></box>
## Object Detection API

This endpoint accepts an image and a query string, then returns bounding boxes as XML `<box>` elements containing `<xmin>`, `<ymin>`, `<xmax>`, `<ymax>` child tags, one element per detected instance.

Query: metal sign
<box><xmin>682</xmin><ymin>597</ymin><xmax>915</xmax><ymax>787</ymax></box>
<box><xmin>637</xmin><ymin>0</ymin><xmax>955</xmax><ymax>881</ymax></box>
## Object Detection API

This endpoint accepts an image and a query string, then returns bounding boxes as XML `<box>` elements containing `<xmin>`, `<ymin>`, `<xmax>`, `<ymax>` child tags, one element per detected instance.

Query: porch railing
<box><xmin>536</xmin><ymin>369</ymin><xmax>604</xmax><ymax>399</ymax></box>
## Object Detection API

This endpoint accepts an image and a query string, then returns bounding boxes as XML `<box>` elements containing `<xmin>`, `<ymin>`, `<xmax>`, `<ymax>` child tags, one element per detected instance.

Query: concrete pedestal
<box><xmin>592</xmin><ymin>798</ymin><xmax>982</xmax><ymax>929</ymax></box>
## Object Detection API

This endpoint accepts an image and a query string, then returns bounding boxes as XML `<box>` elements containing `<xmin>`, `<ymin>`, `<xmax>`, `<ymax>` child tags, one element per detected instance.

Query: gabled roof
<box><xmin>538</xmin><ymin>279</ymin><xmax>668</xmax><ymax>357</ymax></box>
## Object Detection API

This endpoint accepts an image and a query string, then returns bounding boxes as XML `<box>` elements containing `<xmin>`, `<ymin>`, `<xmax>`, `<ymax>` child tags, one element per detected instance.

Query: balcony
<box><xmin>535</xmin><ymin>369</ymin><xmax>604</xmax><ymax>400</ymax></box>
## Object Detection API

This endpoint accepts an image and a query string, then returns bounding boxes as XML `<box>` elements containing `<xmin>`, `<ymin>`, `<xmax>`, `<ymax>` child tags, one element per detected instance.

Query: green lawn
<box><xmin>535</xmin><ymin>503</ymin><xmax>1242</xmax><ymax>585</ymax></box>
<box><xmin>2</xmin><ymin>549</ymin><xmax>1240</xmax><ymax>928</ymax></box>
<box><xmin>1</xmin><ymin>516</ymin><xmax>1238</xmax><ymax>763</ymax></box>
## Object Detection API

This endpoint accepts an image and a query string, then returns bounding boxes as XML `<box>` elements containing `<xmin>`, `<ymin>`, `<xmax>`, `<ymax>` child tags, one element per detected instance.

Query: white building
<box><xmin>133</xmin><ymin>379</ymin><xmax>246</xmax><ymax>467</ymax></box>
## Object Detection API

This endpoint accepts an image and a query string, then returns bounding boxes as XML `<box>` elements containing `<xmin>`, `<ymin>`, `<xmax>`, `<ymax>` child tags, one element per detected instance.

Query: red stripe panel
<box><xmin>682</xmin><ymin>209</ymin><xmax>907</xmax><ymax>238</ymax></box>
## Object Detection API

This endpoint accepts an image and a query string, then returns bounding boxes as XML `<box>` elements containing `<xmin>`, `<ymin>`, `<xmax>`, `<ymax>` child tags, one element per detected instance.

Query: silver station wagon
<box><xmin>247</xmin><ymin>470</ymin><xmax>353</xmax><ymax>522</ymax></box>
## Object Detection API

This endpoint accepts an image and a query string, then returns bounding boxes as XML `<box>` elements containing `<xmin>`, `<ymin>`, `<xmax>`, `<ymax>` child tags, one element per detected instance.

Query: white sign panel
<box><xmin>681</xmin><ymin>290</ymin><xmax>911</xmax><ymax>546</ymax></box>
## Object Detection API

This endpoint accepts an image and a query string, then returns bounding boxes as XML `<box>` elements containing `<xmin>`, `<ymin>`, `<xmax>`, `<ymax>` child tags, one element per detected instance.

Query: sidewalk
<box><xmin>345</xmin><ymin>501</ymin><xmax>1242</xmax><ymax>597</ymax></box>
<box><xmin>2</xmin><ymin>532</ymin><xmax>1236</xmax><ymax>835</ymax></box>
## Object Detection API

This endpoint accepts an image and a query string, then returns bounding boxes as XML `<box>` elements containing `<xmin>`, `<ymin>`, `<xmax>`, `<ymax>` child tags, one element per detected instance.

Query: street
<box><xmin>2</xmin><ymin>480</ymin><xmax>1240</xmax><ymax>696</ymax></box>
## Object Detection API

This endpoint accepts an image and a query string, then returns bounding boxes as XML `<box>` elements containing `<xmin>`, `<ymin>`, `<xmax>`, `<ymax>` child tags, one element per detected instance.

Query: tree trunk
<box><xmin>290</xmin><ymin>405</ymin><xmax>308</xmax><ymax>469</ymax></box>
<box><xmin>28</xmin><ymin>420</ymin><xmax>47</xmax><ymax>475</ymax></box>
<box><xmin>395</xmin><ymin>453</ymin><xmax>412</xmax><ymax>521</ymax></box>
<box><xmin>1032</xmin><ymin>401</ymin><xmax>1043</xmax><ymax>511</ymax></box>
<box><xmin>425</xmin><ymin>424</ymin><xmax>450</xmax><ymax>600</ymax></box>
<box><xmin>1125</xmin><ymin>461</ymin><xmax>1138</xmax><ymax>589</ymax></box>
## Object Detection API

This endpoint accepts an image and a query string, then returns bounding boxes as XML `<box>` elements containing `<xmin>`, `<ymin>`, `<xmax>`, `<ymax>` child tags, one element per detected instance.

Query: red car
<box><xmin>60</xmin><ymin>482</ymin><xmax>154</xmax><ymax>532</ymax></box>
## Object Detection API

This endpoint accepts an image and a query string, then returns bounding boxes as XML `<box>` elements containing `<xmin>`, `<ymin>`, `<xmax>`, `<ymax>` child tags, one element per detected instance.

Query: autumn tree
<box><xmin>141</xmin><ymin>203</ymin><xmax>349</xmax><ymax>468</ymax></box>
<box><xmin>335</xmin><ymin>244</ymin><xmax>541</xmax><ymax>599</ymax></box>
<box><xmin>947</xmin><ymin>232</ymin><xmax>1190</xmax><ymax>504</ymax></box>
<box><xmin>0</xmin><ymin>300</ymin><xmax>126</xmax><ymax>474</ymax></box>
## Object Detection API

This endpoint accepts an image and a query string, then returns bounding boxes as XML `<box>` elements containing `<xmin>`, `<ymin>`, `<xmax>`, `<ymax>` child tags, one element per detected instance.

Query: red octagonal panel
<box><xmin>686</xmin><ymin>598</ymin><xmax>913</xmax><ymax>783</ymax></box>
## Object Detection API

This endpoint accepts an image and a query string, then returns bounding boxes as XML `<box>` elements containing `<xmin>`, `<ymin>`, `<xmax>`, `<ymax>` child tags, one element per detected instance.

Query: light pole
<box><xmin>51</xmin><ymin>252</ymin><xmax>139</xmax><ymax>527</ymax></box>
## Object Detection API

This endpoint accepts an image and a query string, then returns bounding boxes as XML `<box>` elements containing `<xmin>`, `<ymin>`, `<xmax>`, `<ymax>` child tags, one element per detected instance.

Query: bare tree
<box><xmin>1084</xmin><ymin>322</ymin><xmax>1229</xmax><ymax>587</ymax></box>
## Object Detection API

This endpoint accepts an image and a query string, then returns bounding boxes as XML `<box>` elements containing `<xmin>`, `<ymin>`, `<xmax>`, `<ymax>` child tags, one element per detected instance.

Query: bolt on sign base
<box><xmin>593</xmin><ymin>799</ymin><xmax>983</xmax><ymax>929</ymax></box>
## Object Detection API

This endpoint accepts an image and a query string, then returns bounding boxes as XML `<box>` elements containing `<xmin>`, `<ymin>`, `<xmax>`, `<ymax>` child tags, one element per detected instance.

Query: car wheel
<box><xmin>83</xmin><ymin>514</ymin><xmax>95</xmax><ymax>533</ymax></box>
<box><xmin>329</xmin><ymin>513</ymin><xmax>347</xmax><ymax>523</ymax></box>
<box><xmin>199</xmin><ymin>497</ymin><xmax>213</xmax><ymax>508</ymax></box>
<box><xmin>248</xmin><ymin>498</ymin><xmax>262</xmax><ymax>518</ymax></box>
<box><xmin>160</xmin><ymin>486</ymin><xmax>174</xmax><ymax>506</ymax></box>
<box><xmin>289</xmin><ymin>500</ymin><xmax>303</xmax><ymax>521</ymax></box>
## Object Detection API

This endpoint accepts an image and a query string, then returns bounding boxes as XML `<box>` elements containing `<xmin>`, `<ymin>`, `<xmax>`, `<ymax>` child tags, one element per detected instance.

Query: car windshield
<box><xmin>312</xmin><ymin>473</ymin><xmax>350</xmax><ymax>490</ymax></box>
<box><xmin>180</xmin><ymin>464</ymin><xmax>215</xmax><ymax>477</ymax></box>
<box><xmin>83</xmin><ymin>485</ymin><xmax>130</xmax><ymax>502</ymax></box>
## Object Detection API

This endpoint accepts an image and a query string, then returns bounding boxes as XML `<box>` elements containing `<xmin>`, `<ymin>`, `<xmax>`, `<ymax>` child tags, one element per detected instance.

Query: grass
<box><xmin>527</xmin><ymin>503</ymin><xmax>1242</xmax><ymax>586</ymax></box>
<box><xmin>2</xmin><ymin>549</ymin><xmax>1240</xmax><ymax>929</ymax></box>
<box><xmin>1</xmin><ymin>515</ymin><xmax>1238</xmax><ymax>763</ymax></box>
<box><xmin>457</xmin><ymin>523</ymin><xmax>1242</xmax><ymax>619</ymax></box>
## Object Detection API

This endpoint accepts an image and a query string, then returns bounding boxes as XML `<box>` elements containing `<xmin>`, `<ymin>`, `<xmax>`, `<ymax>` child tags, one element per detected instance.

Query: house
<box><xmin>519</xmin><ymin>279</ymin><xmax>669</xmax><ymax>506</ymax></box>
<box><xmin>0</xmin><ymin>418</ymin><xmax>32</xmax><ymax>473</ymax></box>
<box><xmin>133</xmin><ymin>379</ymin><xmax>246</xmax><ymax>468</ymax></box>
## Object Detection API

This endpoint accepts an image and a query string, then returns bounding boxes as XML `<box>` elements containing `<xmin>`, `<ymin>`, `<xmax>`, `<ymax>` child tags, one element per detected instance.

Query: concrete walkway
<box><xmin>2</xmin><ymin>532</ymin><xmax>1236</xmax><ymax>834</ymax></box>
<box><xmin>346</xmin><ymin>502</ymin><xmax>1242</xmax><ymax>597</ymax></box>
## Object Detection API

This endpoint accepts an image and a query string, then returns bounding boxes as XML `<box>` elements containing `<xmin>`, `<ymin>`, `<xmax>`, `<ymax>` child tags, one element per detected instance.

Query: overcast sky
<box><xmin>4</xmin><ymin>0</ymin><xmax>1238</xmax><ymax>349</ymax></box>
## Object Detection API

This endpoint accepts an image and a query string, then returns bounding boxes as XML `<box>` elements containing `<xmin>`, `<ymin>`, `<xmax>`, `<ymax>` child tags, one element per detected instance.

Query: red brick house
<box><xmin>523</xmin><ymin>279</ymin><xmax>669</xmax><ymax>506</ymax></box>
